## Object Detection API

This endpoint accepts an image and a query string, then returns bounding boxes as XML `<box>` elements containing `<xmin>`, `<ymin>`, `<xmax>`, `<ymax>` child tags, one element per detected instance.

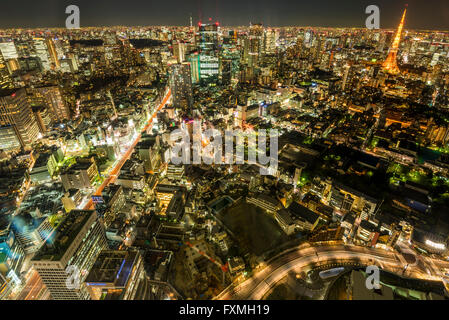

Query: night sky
<box><xmin>0</xmin><ymin>0</ymin><xmax>448</xmax><ymax>30</ymax></box>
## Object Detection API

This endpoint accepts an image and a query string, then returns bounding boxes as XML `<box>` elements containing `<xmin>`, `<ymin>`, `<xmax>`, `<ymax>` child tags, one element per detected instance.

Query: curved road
<box><xmin>216</xmin><ymin>243</ymin><xmax>449</xmax><ymax>300</ymax></box>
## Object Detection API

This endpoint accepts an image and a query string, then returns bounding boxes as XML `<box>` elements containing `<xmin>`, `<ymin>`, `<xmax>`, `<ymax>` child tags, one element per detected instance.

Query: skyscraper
<box><xmin>220</xmin><ymin>59</ymin><xmax>232</xmax><ymax>85</ymax></box>
<box><xmin>33</xmin><ymin>86</ymin><xmax>71</xmax><ymax>122</ymax></box>
<box><xmin>31</xmin><ymin>210</ymin><xmax>108</xmax><ymax>300</ymax></box>
<box><xmin>187</xmin><ymin>53</ymin><xmax>200</xmax><ymax>84</ymax></box>
<box><xmin>197</xmin><ymin>22</ymin><xmax>220</xmax><ymax>81</ymax></box>
<box><xmin>173</xmin><ymin>41</ymin><xmax>186</xmax><ymax>63</ymax></box>
<box><xmin>32</xmin><ymin>39</ymin><xmax>51</xmax><ymax>71</ymax></box>
<box><xmin>248</xmin><ymin>23</ymin><xmax>263</xmax><ymax>67</ymax></box>
<box><xmin>382</xmin><ymin>8</ymin><xmax>407</xmax><ymax>74</ymax></box>
<box><xmin>0</xmin><ymin>42</ymin><xmax>19</xmax><ymax>60</ymax></box>
<box><xmin>0</xmin><ymin>88</ymin><xmax>40</xmax><ymax>150</ymax></box>
<box><xmin>169</xmin><ymin>62</ymin><xmax>193</xmax><ymax>111</ymax></box>
<box><xmin>0</xmin><ymin>52</ymin><xmax>13</xmax><ymax>90</ymax></box>
<box><xmin>263</xmin><ymin>28</ymin><xmax>277</xmax><ymax>55</ymax></box>
<box><xmin>0</xmin><ymin>216</ymin><xmax>25</xmax><ymax>294</ymax></box>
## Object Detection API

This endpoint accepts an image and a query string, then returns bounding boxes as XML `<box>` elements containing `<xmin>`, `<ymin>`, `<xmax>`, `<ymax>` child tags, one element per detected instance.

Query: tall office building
<box><xmin>313</xmin><ymin>35</ymin><xmax>324</xmax><ymax>64</ymax></box>
<box><xmin>32</xmin><ymin>39</ymin><xmax>51</xmax><ymax>71</ymax></box>
<box><xmin>197</xmin><ymin>22</ymin><xmax>220</xmax><ymax>81</ymax></box>
<box><xmin>169</xmin><ymin>63</ymin><xmax>193</xmax><ymax>111</ymax></box>
<box><xmin>249</xmin><ymin>23</ymin><xmax>263</xmax><ymax>66</ymax></box>
<box><xmin>0</xmin><ymin>216</ymin><xmax>25</xmax><ymax>293</ymax></box>
<box><xmin>187</xmin><ymin>53</ymin><xmax>200</xmax><ymax>84</ymax></box>
<box><xmin>15</xmin><ymin>40</ymin><xmax>34</xmax><ymax>58</ymax></box>
<box><xmin>31</xmin><ymin>210</ymin><xmax>108</xmax><ymax>300</ymax></box>
<box><xmin>263</xmin><ymin>28</ymin><xmax>277</xmax><ymax>54</ymax></box>
<box><xmin>0</xmin><ymin>52</ymin><xmax>13</xmax><ymax>90</ymax></box>
<box><xmin>220</xmin><ymin>59</ymin><xmax>232</xmax><ymax>85</ymax></box>
<box><xmin>0</xmin><ymin>42</ymin><xmax>19</xmax><ymax>60</ymax></box>
<box><xmin>32</xmin><ymin>105</ymin><xmax>52</xmax><ymax>134</ymax></box>
<box><xmin>18</xmin><ymin>56</ymin><xmax>42</xmax><ymax>72</ymax></box>
<box><xmin>33</xmin><ymin>86</ymin><xmax>71</xmax><ymax>121</ymax></box>
<box><xmin>6</xmin><ymin>59</ymin><xmax>19</xmax><ymax>74</ymax></box>
<box><xmin>0</xmin><ymin>88</ymin><xmax>40</xmax><ymax>150</ymax></box>
<box><xmin>197</xmin><ymin>22</ymin><xmax>219</xmax><ymax>53</ymax></box>
<box><xmin>304</xmin><ymin>30</ymin><xmax>313</xmax><ymax>48</ymax></box>
<box><xmin>173</xmin><ymin>41</ymin><xmax>186</xmax><ymax>63</ymax></box>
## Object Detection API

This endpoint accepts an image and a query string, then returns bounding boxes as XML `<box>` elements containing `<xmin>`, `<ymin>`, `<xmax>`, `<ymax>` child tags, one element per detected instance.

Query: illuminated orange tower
<box><xmin>382</xmin><ymin>7</ymin><xmax>407</xmax><ymax>74</ymax></box>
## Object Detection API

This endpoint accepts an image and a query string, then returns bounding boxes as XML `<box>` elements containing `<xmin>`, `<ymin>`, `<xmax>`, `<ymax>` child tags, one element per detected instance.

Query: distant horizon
<box><xmin>0</xmin><ymin>0</ymin><xmax>448</xmax><ymax>31</ymax></box>
<box><xmin>0</xmin><ymin>24</ymin><xmax>448</xmax><ymax>33</ymax></box>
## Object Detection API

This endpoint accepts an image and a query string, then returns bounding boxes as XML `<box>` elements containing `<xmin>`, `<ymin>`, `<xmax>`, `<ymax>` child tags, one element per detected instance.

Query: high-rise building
<box><xmin>197</xmin><ymin>22</ymin><xmax>220</xmax><ymax>81</ymax></box>
<box><xmin>173</xmin><ymin>41</ymin><xmax>186</xmax><ymax>63</ymax></box>
<box><xmin>313</xmin><ymin>34</ymin><xmax>324</xmax><ymax>64</ymax></box>
<box><xmin>197</xmin><ymin>22</ymin><xmax>219</xmax><ymax>53</ymax></box>
<box><xmin>0</xmin><ymin>216</ymin><xmax>25</xmax><ymax>294</ymax></box>
<box><xmin>14</xmin><ymin>40</ymin><xmax>34</xmax><ymax>58</ymax></box>
<box><xmin>249</xmin><ymin>23</ymin><xmax>263</xmax><ymax>67</ymax></box>
<box><xmin>304</xmin><ymin>30</ymin><xmax>313</xmax><ymax>48</ymax></box>
<box><xmin>382</xmin><ymin>8</ymin><xmax>407</xmax><ymax>74</ymax></box>
<box><xmin>0</xmin><ymin>88</ymin><xmax>40</xmax><ymax>149</ymax></box>
<box><xmin>220</xmin><ymin>59</ymin><xmax>232</xmax><ymax>85</ymax></box>
<box><xmin>0</xmin><ymin>42</ymin><xmax>19</xmax><ymax>60</ymax></box>
<box><xmin>263</xmin><ymin>28</ymin><xmax>277</xmax><ymax>55</ymax></box>
<box><xmin>0</xmin><ymin>126</ymin><xmax>20</xmax><ymax>150</ymax></box>
<box><xmin>0</xmin><ymin>52</ymin><xmax>13</xmax><ymax>90</ymax></box>
<box><xmin>32</xmin><ymin>39</ymin><xmax>51</xmax><ymax>71</ymax></box>
<box><xmin>5</xmin><ymin>59</ymin><xmax>19</xmax><ymax>74</ymax></box>
<box><xmin>31</xmin><ymin>210</ymin><xmax>108</xmax><ymax>300</ymax></box>
<box><xmin>33</xmin><ymin>86</ymin><xmax>71</xmax><ymax>122</ymax></box>
<box><xmin>169</xmin><ymin>63</ymin><xmax>193</xmax><ymax>111</ymax></box>
<box><xmin>199</xmin><ymin>54</ymin><xmax>220</xmax><ymax>81</ymax></box>
<box><xmin>32</xmin><ymin>105</ymin><xmax>52</xmax><ymax>134</ymax></box>
<box><xmin>18</xmin><ymin>56</ymin><xmax>42</xmax><ymax>72</ymax></box>
<box><xmin>60</xmin><ymin>157</ymin><xmax>100</xmax><ymax>191</ymax></box>
<box><xmin>187</xmin><ymin>53</ymin><xmax>200</xmax><ymax>84</ymax></box>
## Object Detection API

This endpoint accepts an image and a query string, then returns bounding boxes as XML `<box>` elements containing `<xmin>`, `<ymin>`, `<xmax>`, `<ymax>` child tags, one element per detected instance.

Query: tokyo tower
<box><xmin>382</xmin><ymin>7</ymin><xmax>407</xmax><ymax>74</ymax></box>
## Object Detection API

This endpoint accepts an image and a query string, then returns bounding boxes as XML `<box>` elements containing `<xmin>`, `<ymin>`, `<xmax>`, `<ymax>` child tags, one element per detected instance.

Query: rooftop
<box><xmin>32</xmin><ymin>210</ymin><xmax>95</xmax><ymax>262</ymax></box>
<box><xmin>85</xmin><ymin>250</ymin><xmax>139</xmax><ymax>288</ymax></box>
<box><xmin>287</xmin><ymin>202</ymin><xmax>320</xmax><ymax>224</ymax></box>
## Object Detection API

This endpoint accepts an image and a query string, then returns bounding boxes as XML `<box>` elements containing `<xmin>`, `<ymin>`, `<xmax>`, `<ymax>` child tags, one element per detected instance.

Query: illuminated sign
<box><xmin>92</xmin><ymin>196</ymin><xmax>104</xmax><ymax>204</ymax></box>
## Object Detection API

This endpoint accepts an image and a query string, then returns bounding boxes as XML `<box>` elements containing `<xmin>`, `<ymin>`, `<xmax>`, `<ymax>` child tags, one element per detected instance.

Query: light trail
<box><xmin>83</xmin><ymin>89</ymin><xmax>171</xmax><ymax>210</ymax></box>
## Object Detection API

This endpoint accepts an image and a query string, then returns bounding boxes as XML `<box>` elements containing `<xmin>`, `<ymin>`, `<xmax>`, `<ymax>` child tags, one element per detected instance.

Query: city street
<box><xmin>83</xmin><ymin>88</ymin><xmax>171</xmax><ymax>210</ymax></box>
